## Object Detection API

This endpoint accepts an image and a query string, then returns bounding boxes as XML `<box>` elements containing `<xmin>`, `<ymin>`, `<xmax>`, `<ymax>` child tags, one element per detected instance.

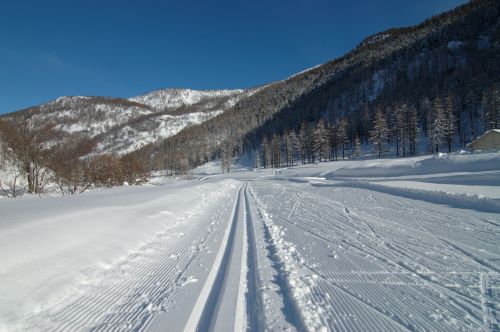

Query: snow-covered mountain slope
<box><xmin>94</xmin><ymin>110</ymin><xmax>223</xmax><ymax>155</ymax></box>
<box><xmin>129</xmin><ymin>88</ymin><xmax>250</xmax><ymax>110</ymax></box>
<box><xmin>3</xmin><ymin>87</ymin><xmax>260</xmax><ymax>156</ymax></box>
<box><xmin>36</xmin><ymin>96</ymin><xmax>155</xmax><ymax>138</ymax></box>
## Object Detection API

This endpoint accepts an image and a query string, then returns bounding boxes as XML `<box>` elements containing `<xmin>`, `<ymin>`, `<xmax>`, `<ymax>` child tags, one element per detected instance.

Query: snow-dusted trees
<box><xmin>0</xmin><ymin>136</ymin><xmax>25</xmax><ymax>197</ymax></box>
<box><xmin>482</xmin><ymin>86</ymin><xmax>499</xmax><ymax>130</ymax></box>
<box><xmin>444</xmin><ymin>94</ymin><xmax>457</xmax><ymax>153</ymax></box>
<box><xmin>393</xmin><ymin>104</ymin><xmax>406</xmax><ymax>157</ymax></box>
<box><xmin>352</xmin><ymin>134</ymin><xmax>361</xmax><ymax>159</ymax></box>
<box><xmin>0</xmin><ymin>118</ymin><xmax>51</xmax><ymax>194</ymax></box>
<box><xmin>48</xmin><ymin>137</ymin><xmax>94</xmax><ymax>195</ymax></box>
<box><xmin>428</xmin><ymin>94</ymin><xmax>455</xmax><ymax>153</ymax></box>
<box><xmin>430</xmin><ymin>97</ymin><xmax>446</xmax><ymax>153</ymax></box>
<box><xmin>370</xmin><ymin>109</ymin><xmax>390</xmax><ymax>158</ymax></box>
<box><xmin>254</xmin><ymin>149</ymin><xmax>260</xmax><ymax>169</ymax></box>
<box><xmin>407</xmin><ymin>104</ymin><xmax>419</xmax><ymax>156</ymax></box>
<box><xmin>220</xmin><ymin>141</ymin><xmax>233</xmax><ymax>173</ymax></box>
<box><xmin>392</xmin><ymin>103</ymin><xmax>419</xmax><ymax>157</ymax></box>
<box><xmin>329</xmin><ymin>123</ymin><xmax>338</xmax><ymax>160</ymax></box>
<box><xmin>420</xmin><ymin>96</ymin><xmax>432</xmax><ymax>137</ymax></box>
<box><xmin>298</xmin><ymin>122</ymin><xmax>310</xmax><ymax>164</ymax></box>
<box><xmin>282</xmin><ymin>129</ymin><xmax>297</xmax><ymax>166</ymax></box>
<box><xmin>271</xmin><ymin>134</ymin><xmax>282</xmax><ymax>168</ymax></box>
<box><xmin>313</xmin><ymin>119</ymin><xmax>329</xmax><ymax>162</ymax></box>
<box><xmin>262</xmin><ymin>136</ymin><xmax>272</xmax><ymax>168</ymax></box>
<box><xmin>336</xmin><ymin>119</ymin><xmax>349</xmax><ymax>160</ymax></box>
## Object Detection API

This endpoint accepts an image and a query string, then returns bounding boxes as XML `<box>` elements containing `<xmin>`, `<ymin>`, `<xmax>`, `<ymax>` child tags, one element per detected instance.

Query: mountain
<box><xmin>0</xmin><ymin>0</ymin><xmax>499</xmax><ymax>195</ymax></box>
<box><xmin>1</xmin><ymin>88</ymin><xmax>261</xmax><ymax>156</ymax></box>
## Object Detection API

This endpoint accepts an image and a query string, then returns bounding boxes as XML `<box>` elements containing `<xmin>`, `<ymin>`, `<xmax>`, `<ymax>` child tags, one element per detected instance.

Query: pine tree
<box><xmin>336</xmin><ymin>119</ymin><xmax>349</xmax><ymax>160</ymax></box>
<box><xmin>431</xmin><ymin>97</ymin><xmax>446</xmax><ymax>153</ymax></box>
<box><xmin>289</xmin><ymin>131</ymin><xmax>298</xmax><ymax>165</ymax></box>
<box><xmin>283</xmin><ymin>129</ymin><xmax>296</xmax><ymax>166</ymax></box>
<box><xmin>353</xmin><ymin>134</ymin><xmax>361</xmax><ymax>159</ymax></box>
<box><xmin>271</xmin><ymin>133</ymin><xmax>281</xmax><ymax>168</ymax></box>
<box><xmin>419</xmin><ymin>96</ymin><xmax>432</xmax><ymax>137</ymax></box>
<box><xmin>329</xmin><ymin>123</ymin><xmax>338</xmax><ymax>161</ymax></box>
<box><xmin>262</xmin><ymin>136</ymin><xmax>271</xmax><ymax>168</ymax></box>
<box><xmin>254</xmin><ymin>149</ymin><xmax>260</xmax><ymax>169</ymax></box>
<box><xmin>481</xmin><ymin>91</ymin><xmax>490</xmax><ymax>131</ymax></box>
<box><xmin>220</xmin><ymin>141</ymin><xmax>233</xmax><ymax>173</ymax></box>
<box><xmin>484</xmin><ymin>86</ymin><xmax>499</xmax><ymax>130</ymax></box>
<box><xmin>393</xmin><ymin>104</ymin><xmax>406</xmax><ymax>157</ymax></box>
<box><xmin>370</xmin><ymin>110</ymin><xmax>389</xmax><ymax>158</ymax></box>
<box><xmin>444</xmin><ymin>94</ymin><xmax>456</xmax><ymax>153</ymax></box>
<box><xmin>313</xmin><ymin>119</ymin><xmax>329</xmax><ymax>162</ymax></box>
<box><xmin>408</xmin><ymin>104</ymin><xmax>419</xmax><ymax>156</ymax></box>
<box><xmin>298</xmin><ymin>122</ymin><xmax>310</xmax><ymax>164</ymax></box>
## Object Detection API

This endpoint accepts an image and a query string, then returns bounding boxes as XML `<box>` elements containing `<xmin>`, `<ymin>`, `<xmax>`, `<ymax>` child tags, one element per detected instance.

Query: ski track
<box><xmin>193</xmin><ymin>183</ymin><xmax>246</xmax><ymax>332</ymax></box>
<box><xmin>243</xmin><ymin>186</ymin><xmax>266</xmax><ymax>332</ymax></box>
<box><xmin>22</xmin><ymin>183</ymin><xmax>237</xmax><ymax>332</ymax></box>
<box><xmin>250</xmin><ymin>179</ymin><xmax>500</xmax><ymax>332</ymax></box>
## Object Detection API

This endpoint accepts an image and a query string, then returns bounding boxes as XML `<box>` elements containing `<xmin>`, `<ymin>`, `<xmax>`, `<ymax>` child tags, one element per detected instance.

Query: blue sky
<box><xmin>0</xmin><ymin>0</ymin><xmax>468</xmax><ymax>114</ymax></box>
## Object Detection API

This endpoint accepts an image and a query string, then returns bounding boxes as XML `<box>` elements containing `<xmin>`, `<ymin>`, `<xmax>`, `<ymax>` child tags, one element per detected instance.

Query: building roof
<box><xmin>467</xmin><ymin>129</ymin><xmax>500</xmax><ymax>149</ymax></box>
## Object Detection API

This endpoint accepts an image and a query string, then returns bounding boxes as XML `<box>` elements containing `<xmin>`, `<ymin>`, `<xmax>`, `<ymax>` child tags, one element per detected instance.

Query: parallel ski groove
<box><xmin>243</xmin><ymin>185</ymin><xmax>265</xmax><ymax>332</ymax></box>
<box><xmin>195</xmin><ymin>184</ymin><xmax>244</xmax><ymax>332</ymax></box>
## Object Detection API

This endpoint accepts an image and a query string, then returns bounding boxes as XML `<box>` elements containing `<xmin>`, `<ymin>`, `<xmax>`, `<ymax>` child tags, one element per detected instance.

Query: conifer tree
<box><xmin>444</xmin><ymin>94</ymin><xmax>456</xmax><ymax>153</ymax></box>
<box><xmin>408</xmin><ymin>104</ymin><xmax>419</xmax><ymax>156</ymax></box>
<box><xmin>353</xmin><ymin>134</ymin><xmax>361</xmax><ymax>159</ymax></box>
<box><xmin>370</xmin><ymin>110</ymin><xmax>389</xmax><ymax>158</ymax></box>
<box><xmin>254</xmin><ymin>149</ymin><xmax>260</xmax><ymax>169</ymax></box>
<box><xmin>313</xmin><ymin>119</ymin><xmax>329</xmax><ymax>162</ymax></box>
<box><xmin>271</xmin><ymin>133</ymin><xmax>281</xmax><ymax>168</ymax></box>
<box><xmin>298</xmin><ymin>122</ymin><xmax>310</xmax><ymax>164</ymax></box>
<box><xmin>336</xmin><ymin>119</ymin><xmax>349</xmax><ymax>160</ymax></box>
<box><xmin>431</xmin><ymin>97</ymin><xmax>446</xmax><ymax>153</ymax></box>
<box><xmin>262</xmin><ymin>136</ymin><xmax>271</xmax><ymax>168</ymax></box>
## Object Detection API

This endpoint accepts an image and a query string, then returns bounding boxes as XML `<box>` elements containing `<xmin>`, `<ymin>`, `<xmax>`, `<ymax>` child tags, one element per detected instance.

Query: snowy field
<box><xmin>0</xmin><ymin>152</ymin><xmax>499</xmax><ymax>331</ymax></box>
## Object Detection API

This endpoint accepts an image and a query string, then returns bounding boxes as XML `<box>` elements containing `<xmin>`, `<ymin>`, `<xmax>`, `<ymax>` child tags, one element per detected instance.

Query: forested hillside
<box><xmin>146</xmin><ymin>0</ymin><xmax>499</xmax><ymax>172</ymax></box>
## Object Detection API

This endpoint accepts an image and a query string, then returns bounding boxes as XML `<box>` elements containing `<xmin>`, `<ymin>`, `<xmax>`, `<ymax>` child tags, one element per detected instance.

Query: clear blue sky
<box><xmin>0</xmin><ymin>0</ymin><xmax>468</xmax><ymax>114</ymax></box>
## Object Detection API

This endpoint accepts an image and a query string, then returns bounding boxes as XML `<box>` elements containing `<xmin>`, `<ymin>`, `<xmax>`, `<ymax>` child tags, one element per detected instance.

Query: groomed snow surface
<box><xmin>1</xmin><ymin>152</ymin><xmax>499</xmax><ymax>332</ymax></box>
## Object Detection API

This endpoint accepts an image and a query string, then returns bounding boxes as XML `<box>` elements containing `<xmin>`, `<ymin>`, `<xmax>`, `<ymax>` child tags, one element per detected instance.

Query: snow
<box><xmin>286</xmin><ymin>64</ymin><xmax>322</xmax><ymax>80</ymax></box>
<box><xmin>0</xmin><ymin>180</ymin><xmax>239</xmax><ymax>331</ymax></box>
<box><xmin>363</xmin><ymin>33</ymin><xmax>391</xmax><ymax>46</ymax></box>
<box><xmin>129</xmin><ymin>88</ymin><xmax>246</xmax><ymax>110</ymax></box>
<box><xmin>94</xmin><ymin>110</ymin><xmax>223</xmax><ymax>155</ymax></box>
<box><xmin>1</xmin><ymin>151</ymin><xmax>499</xmax><ymax>331</ymax></box>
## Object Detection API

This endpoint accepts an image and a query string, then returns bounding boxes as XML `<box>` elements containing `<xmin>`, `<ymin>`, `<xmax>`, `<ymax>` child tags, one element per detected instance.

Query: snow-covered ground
<box><xmin>0</xmin><ymin>152</ymin><xmax>499</xmax><ymax>331</ymax></box>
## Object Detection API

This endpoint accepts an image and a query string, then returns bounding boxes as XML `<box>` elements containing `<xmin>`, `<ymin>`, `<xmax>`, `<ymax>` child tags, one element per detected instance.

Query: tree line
<box><xmin>253</xmin><ymin>86</ymin><xmax>499</xmax><ymax>168</ymax></box>
<box><xmin>0</xmin><ymin>117</ymin><xmax>148</xmax><ymax>197</ymax></box>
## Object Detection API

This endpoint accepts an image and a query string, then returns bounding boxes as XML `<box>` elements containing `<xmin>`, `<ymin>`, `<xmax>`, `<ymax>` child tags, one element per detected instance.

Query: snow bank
<box><xmin>0</xmin><ymin>180</ymin><xmax>230</xmax><ymax>330</ymax></box>
<box><xmin>311</xmin><ymin>180</ymin><xmax>500</xmax><ymax>214</ymax></box>
<box><xmin>331</xmin><ymin>152</ymin><xmax>500</xmax><ymax>178</ymax></box>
